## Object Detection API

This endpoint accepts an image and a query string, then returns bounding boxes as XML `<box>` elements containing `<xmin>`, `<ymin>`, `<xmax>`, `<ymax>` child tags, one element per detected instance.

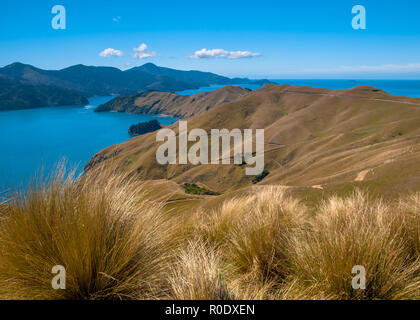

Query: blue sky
<box><xmin>1</xmin><ymin>0</ymin><xmax>420</xmax><ymax>78</ymax></box>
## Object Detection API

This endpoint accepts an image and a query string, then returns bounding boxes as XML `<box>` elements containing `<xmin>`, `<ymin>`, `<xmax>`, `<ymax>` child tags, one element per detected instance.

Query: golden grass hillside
<box><xmin>94</xmin><ymin>85</ymin><xmax>251</xmax><ymax>118</ymax></box>
<box><xmin>86</xmin><ymin>84</ymin><xmax>420</xmax><ymax>198</ymax></box>
<box><xmin>0</xmin><ymin>170</ymin><xmax>418</xmax><ymax>300</ymax></box>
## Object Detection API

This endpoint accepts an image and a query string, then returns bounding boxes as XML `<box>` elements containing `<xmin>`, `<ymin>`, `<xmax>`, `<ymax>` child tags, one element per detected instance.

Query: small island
<box><xmin>128</xmin><ymin>119</ymin><xmax>162</xmax><ymax>136</ymax></box>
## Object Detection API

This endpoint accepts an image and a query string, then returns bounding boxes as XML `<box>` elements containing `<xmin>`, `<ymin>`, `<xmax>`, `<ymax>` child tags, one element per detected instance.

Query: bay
<box><xmin>0</xmin><ymin>96</ymin><xmax>178</xmax><ymax>194</ymax></box>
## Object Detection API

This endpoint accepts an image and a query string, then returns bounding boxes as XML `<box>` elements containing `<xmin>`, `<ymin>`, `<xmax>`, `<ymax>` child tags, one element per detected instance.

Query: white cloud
<box><xmin>303</xmin><ymin>63</ymin><xmax>420</xmax><ymax>74</ymax></box>
<box><xmin>189</xmin><ymin>48</ymin><xmax>261</xmax><ymax>59</ymax></box>
<box><xmin>99</xmin><ymin>48</ymin><xmax>124</xmax><ymax>57</ymax></box>
<box><xmin>134</xmin><ymin>51</ymin><xmax>157</xmax><ymax>59</ymax></box>
<box><xmin>112</xmin><ymin>16</ymin><xmax>121</xmax><ymax>22</ymax></box>
<box><xmin>133</xmin><ymin>43</ymin><xmax>157</xmax><ymax>59</ymax></box>
<box><xmin>134</xmin><ymin>43</ymin><xmax>148</xmax><ymax>52</ymax></box>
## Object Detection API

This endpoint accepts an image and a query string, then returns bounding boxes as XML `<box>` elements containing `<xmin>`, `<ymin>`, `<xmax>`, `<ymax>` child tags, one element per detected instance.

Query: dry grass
<box><xmin>397</xmin><ymin>193</ymin><xmax>420</xmax><ymax>257</ymax></box>
<box><xmin>168</xmin><ymin>241</ymin><xmax>232</xmax><ymax>300</ymax></box>
<box><xmin>286</xmin><ymin>191</ymin><xmax>420</xmax><ymax>300</ymax></box>
<box><xmin>0</xmin><ymin>170</ymin><xmax>419</xmax><ymax>300</ymax></box>
<box><xmin>190</xmin><ymin>188</ymin><xmax>419</xmax><ymax>300</ymax></box>
<box><xmin>0</xmin><ymin>167</ymin><xmax>179</xmax><ymax>300</ymax></box>
<box><xmin>197</xmin><ymin>187</ymin><xmax>307</xmax><ymax>284</ymax></box>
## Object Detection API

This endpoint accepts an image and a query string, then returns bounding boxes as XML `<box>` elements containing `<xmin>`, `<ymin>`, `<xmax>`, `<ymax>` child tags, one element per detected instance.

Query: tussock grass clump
<box><xmin>397</xmin><ymin>193</ymin><xmax>420</xmax><ymax>257</ymax></box>
<box><xmin>168</xmin><ymin>241</ymin><xmax>232</xmax><ymax>300</ymax></box>
<box><xmin>193</xmin><ymin>187</ymin><xmax>308</xmax><ymax>290</ymax></box>
<box><xmin>223</xmin><ymin>187</ymin><xmax>307</xmax><ymax>284</ymax></box>
<box><xmin>0</xmin><ymin>169</ymin><xmax>179</xmax><ymax>300</ymax></box>
<box><xmin>287</xmin><ymin>191</ymin><xmax>420</xmax><ymax>300</ymax></box>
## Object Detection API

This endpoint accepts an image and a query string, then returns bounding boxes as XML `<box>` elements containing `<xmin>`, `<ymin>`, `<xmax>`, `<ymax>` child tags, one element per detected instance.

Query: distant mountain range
<box><xmin>0</xmin><ymin>62</ymin><xmax>270</xmax><ymax>111</ymax></box>
<box><xmin>94</xmin><ymin>85</ymin><xmax>251</xmax><ymax>118</ymax></box>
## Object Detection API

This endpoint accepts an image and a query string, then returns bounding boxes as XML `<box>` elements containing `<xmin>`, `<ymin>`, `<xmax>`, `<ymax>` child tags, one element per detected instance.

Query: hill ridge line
<box><xmin>281</xmin><ymin>88</ymin><xmax>420</xmax><ymax>106</ymax></box>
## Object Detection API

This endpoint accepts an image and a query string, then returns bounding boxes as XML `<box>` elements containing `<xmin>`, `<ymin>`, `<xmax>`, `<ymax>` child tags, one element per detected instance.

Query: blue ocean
<box><xmin>176</xmin><ymin>80</ymin><xmax>420</xmax><ymax>98</ymax></box>
<box><xmin>0</xmin><ymin>96</ymin><xmax>178</xmax><ymax>195</ymax></box>
<box><xmin>270</xmin><ymin>80</ymin><xmax>420</xmax><ymax>98</ymax></box>
<box><xmin>1</xmin><ymin>80</ymin><xmax>420</xmax><ymax>195</ymax></box>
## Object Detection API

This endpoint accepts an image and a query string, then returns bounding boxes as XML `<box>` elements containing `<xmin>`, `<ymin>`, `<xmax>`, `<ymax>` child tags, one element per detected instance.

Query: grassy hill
<box><xmin>86</xmin><ymin>84</ymin><xmax>420</xmax><ymax>199</ymax></box>
<box><xmin>95</xmin><ymin>85</ymin><xmax>251</xmax><ymax>118</ymax></box>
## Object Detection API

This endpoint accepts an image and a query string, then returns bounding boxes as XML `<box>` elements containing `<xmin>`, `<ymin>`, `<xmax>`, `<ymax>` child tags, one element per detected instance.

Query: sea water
<box><xmin>0</xmin><ymin>96</ymin><xmax>178</xmax><ymax>194</ymax></box>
